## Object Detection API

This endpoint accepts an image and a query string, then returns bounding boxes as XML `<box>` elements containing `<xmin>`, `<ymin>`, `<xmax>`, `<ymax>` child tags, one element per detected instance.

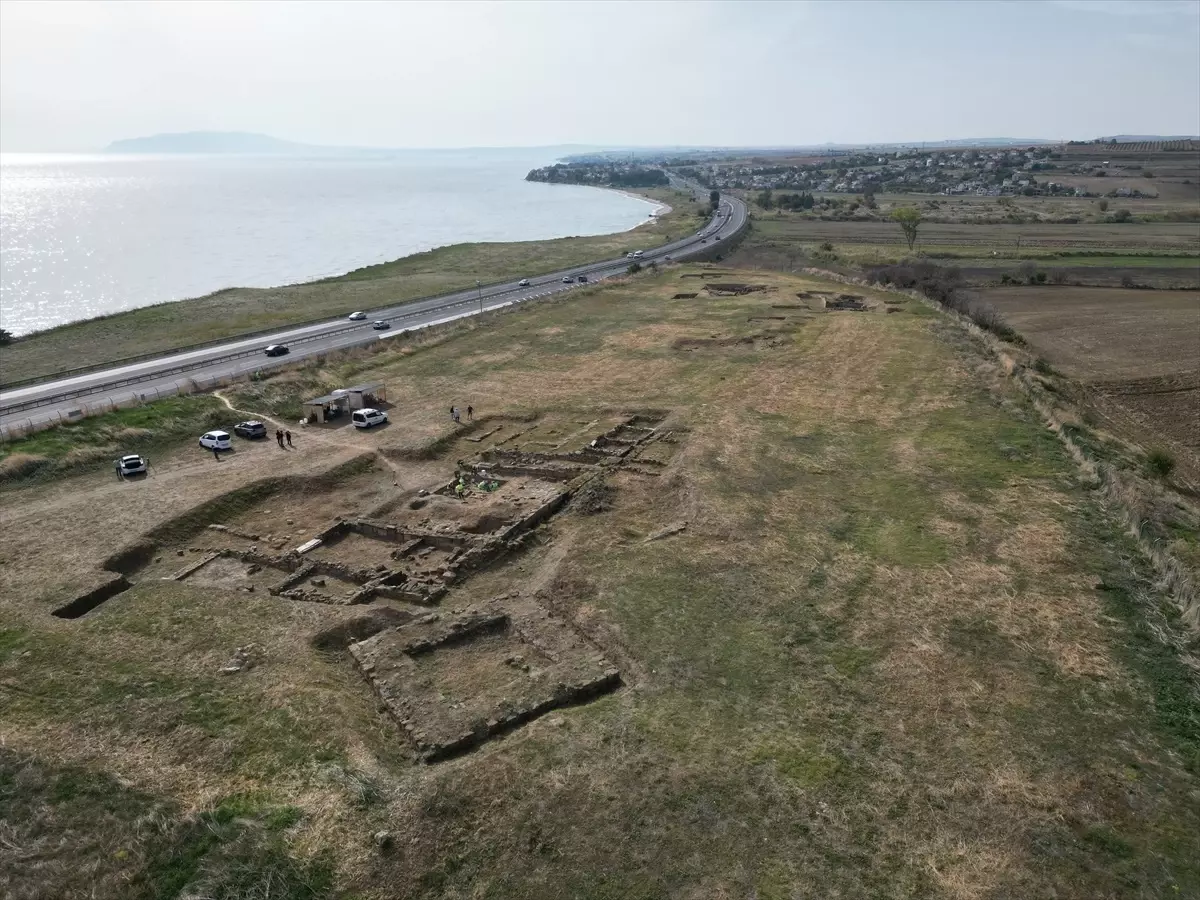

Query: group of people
<box><xmin>450</xmin><ymin>405</ymin><xmax>474</xmax><ymax>424</ymax></box>
<box><xmin>275</xmin><ymin>429</ymin><xmax>293</xmax><ymax>448</ymax></box>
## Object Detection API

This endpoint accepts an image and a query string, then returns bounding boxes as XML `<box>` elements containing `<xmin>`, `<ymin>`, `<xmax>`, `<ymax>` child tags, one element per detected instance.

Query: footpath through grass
<box><xmin>2</xmin><ymin>266</ymin><xmax>1197</xmax><ymax>898</ymax></box>
<box><xmin>3</xmin><ymin>187</ymin><xmax>705</xmax><ymax>384</ymax></box>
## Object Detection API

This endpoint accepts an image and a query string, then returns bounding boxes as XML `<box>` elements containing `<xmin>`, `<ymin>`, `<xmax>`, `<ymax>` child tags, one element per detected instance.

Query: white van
<box><xmin>199</xmin><ymin>430</ymin><xmax>232</xmax><ymax>451</ymax></box>
<box><xmin>633</xmin><ymin>250</ymin><xmax>644</xmax><ymax>258</ymax></box>
<box><xmin>352</xmin><ymin>408</ymin><xmax>389</xmax><ymax>429</ymax></box>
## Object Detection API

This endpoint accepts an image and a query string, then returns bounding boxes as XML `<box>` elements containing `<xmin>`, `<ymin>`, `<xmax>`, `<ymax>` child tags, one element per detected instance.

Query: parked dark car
<box><xmin>578</xmin><ymin>274</ymin><xmax>589</xmax><ymax>283</ymax></box>
<box><xmin>234</xmin><ymin>420</ymin><xmax>268</xmax><ymax>439</ymax></box>
<box><xmin>264</xmin><ymin>344</ymin><xmax>289</xmax><ymax>357</ymax></box>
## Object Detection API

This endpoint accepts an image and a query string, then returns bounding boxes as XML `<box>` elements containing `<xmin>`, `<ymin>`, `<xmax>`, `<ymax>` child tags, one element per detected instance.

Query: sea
<box><xmin>0</xmin><ymin>150</ymin><xmax>659</xmax><ymax>337</ymax></box>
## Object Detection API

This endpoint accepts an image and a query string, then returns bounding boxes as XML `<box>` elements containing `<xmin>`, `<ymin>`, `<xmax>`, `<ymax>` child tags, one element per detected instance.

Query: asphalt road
<box><xmin>1</xmin><ymin>195</ymin><xmax>746</xmax><ymax>432</ymax></box>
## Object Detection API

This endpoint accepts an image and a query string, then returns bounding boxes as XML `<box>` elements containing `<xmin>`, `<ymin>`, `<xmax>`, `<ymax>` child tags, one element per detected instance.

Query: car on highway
<box><xmin>199</xmin><ymin>430</ymin><xmax>233</xmax><ymax>451</ymax></box>
<box><xmin>562</xmin><ymin>276</ymin><xmax>574</xmax><ymax>283</ymax></box>
<box><xmin>115</xmin><ymin>454</ymin><xmax>147</xmax><ymax>477</ymax></box>
<box><xmin>633</xmin><ymin>250</ymin><xmax>644</xmax><ymax>258</ymax></box>
<box><xmin>263</xmin><ymin>344</ymin><xmax>289</xmax><ymax>357</ymax></box>
<box><xmin>518</xmin><ymin>279</ymin><xmax>530</xmax><ymax>287</ymax></box>
<box><xmin>234</xmin><ymin>420</ymin><xmax>268</xmax><ymax>439</ymax></box>
<box><xmin>372</xmin><ymin>320</ymin><xmax>390</xmax><ymax>330</ymax></box>
<box><xmin>626</xmin><ymin>252</ymin><xmax>635</xmax><ymax>258</ymax></box>
<box><xmin>348</xmin><ymin>311</ymin><xmax>367</xmax><ymax>320</ymax></box>
<box><xmin>578</xmin><ymin>274</ymin><xmax>589</xmax><ymax>283</ymax></box>
<box><xmin>351</xmin><ymin>408</ymin><xmax>388</xmax><ymax>429</ymax></box>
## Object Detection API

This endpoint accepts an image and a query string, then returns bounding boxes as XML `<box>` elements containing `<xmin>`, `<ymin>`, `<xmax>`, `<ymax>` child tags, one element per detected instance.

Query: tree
<box><xmin>709</xmin><ymin>190</ymin><xmax>720</xmax><ymax>207</ymax></box>
<box><xmin>892</xmin><ymin>207</ymin><xmax>922</xmax><ymax>250</ymax></box>
<box><xmin>755</xmin><ymin>189</ymin><xmax>774</xmax><ymax>210</ymax></box>
<box><xmin>862</xmin><ymin>184</ymin><xmax>878</xmax><ymax>209</ymax></box>
<box><xmin>627</xmin><ymin>262</ymin><xmax>643</xmax><ymax>275</ymax></box>
<box><xmin>1097</xmin><ymin>199</ymin><xmax>1109</xmax><ymax>212</ymax></box>
<box><xmin>0</xmin><ymin>328</ymin><xmax>12</xmax><ymax>346</ymax></box>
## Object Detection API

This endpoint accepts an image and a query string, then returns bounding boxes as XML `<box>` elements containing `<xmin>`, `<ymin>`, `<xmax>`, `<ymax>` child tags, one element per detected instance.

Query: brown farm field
<box><xmin>749</xmin><ymin>218</ymin><xmax>1200</xmax><ymax>253</ymax></box>
<box><xmin>977</xmin><ymin>286</ymin><xmax>1200</xmax><ymax>381</ymax></box>
<box><xmin>2</xmin><ymin>265</ymin><xmax>1199</xmax><ymax>899</ymax></box>
<box><xmin>977</xmin><ymin>285</ymin><xmax>1200</xmax><ymax>483</ymax></box>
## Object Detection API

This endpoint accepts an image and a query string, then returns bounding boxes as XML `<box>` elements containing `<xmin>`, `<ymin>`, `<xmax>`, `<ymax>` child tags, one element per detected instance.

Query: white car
<box><xmin>352</xmin><ymin>408</ymin><xmax>389</xmax><ymax>429</ymax></box>
<box><xmin>199</xmin><ymin>430</ymin><xmax>233</xmax><ymax>451</ymax></box>
<box><xmin>115</xmin><ymin>454</ymin><xmax>147</xmax><ymax>477</ymax></box>
<box><xmin>518</xmin><ymin>279</ymin><xmax>530</xmax><ymax>287</ymax></box>
<box><xmin>348</xmin><ymin>311</ymin><xmax>367</xmax><ymax>320</ymax></box>
<box><xmin>633</xmin><ymin>250</ymin><xmax>644</xmax><ymax>258</ymax></box>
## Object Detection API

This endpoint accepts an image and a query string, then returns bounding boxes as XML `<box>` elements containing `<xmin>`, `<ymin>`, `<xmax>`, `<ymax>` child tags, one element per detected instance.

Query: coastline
<box><xmin>1</xmin><ymin>155</ymin><xmax>665</xmax><ymax>339</ymax></box>
<box><xmin>2</xmin><ymin>185</ymin><xmax>703</xmax><ymax>382</ymax></box>
<box><xmin>600</xmin><ymin>186</ymin><xmax>673</xmax><ymax>218</ymax></box>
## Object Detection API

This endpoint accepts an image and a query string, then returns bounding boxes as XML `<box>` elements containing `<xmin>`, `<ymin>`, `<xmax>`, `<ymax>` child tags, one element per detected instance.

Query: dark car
<box><xmin>263</xmin><ymin>344</ymin><xmax>289</xmax><ymax>357</ymax></box>
<box><xmin>372</xmin><ymin>320</ymin><xmax>390</xmax><ymax>330</ymax></box>
<box><xmin>234</xmin><ymin>420</ymin><xmax>268</xmax><ymax>439</ymax></box>
<box><xmin>578</xmin><ymin>274</ymin><xmax>589</xmax><ymax>283</ymax></box>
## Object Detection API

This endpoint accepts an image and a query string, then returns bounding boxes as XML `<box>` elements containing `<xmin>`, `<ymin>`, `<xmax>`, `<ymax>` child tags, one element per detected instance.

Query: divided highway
<box><xmin>0</xmin><ymin>195</ymin><xmax>747</xmax><ymax>433</ymax></box>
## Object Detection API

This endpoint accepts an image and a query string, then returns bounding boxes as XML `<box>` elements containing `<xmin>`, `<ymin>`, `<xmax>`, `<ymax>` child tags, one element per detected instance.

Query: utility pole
<box><xmin>477</xmin><ymin>280</ymin><xmax>483</xmax><ymax>316</ymax></box>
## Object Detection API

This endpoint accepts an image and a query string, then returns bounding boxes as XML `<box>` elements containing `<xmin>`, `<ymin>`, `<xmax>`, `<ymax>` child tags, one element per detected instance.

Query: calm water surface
<box><xmin>0</xmin><ymin>151</ymin><xmax>658</xmax><ymax>336</ymax></box>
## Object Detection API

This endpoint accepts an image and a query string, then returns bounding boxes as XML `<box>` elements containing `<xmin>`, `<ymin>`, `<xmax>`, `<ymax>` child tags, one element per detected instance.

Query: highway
<box><xmin>0</xmin><ymin>194</ymin><xmax>746</xmax><ymax>433</ymax></box>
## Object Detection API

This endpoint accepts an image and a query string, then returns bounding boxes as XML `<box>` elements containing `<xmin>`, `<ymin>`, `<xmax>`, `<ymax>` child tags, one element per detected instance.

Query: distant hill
<box><xmin>104</xmin><ymin>131</ymin><xmax>317</xmax><ymax>154</ymax></box>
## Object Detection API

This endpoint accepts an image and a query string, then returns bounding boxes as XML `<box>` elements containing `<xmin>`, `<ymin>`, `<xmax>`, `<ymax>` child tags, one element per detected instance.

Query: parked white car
<box><xmin>115</xmin><ymin>454</ymin><xmax>148</xmax><ymax>477</ymax></box>
<box><xmin>518</xmin><ymin>279</ymin><xmax>530</xmax><ymax>287</ymax></box>
<box><xmin>351</xmin><ymin>408</ymin><xmax>389</xmax><ymax>429</ymax></box>
<box><xmin>199</xmin><ymin>430</ymin><xmax>233</xmax><ymax>451</ymax></box>
<box><xmin>633</xmin><ymin>250</ymin><xmax>644</xmax><ymax>258</ymax></box>
<box><xmin>348</xmin><ymin>311</ymin><xmax>367</xmax><ymax>320</ymax></box>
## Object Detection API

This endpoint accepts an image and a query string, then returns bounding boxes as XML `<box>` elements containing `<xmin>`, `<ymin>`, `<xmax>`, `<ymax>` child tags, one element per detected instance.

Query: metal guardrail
<box><xmin>0</xmin><ymin>198</ymin><xmax>745</xmax><ymax>418</ymax></box>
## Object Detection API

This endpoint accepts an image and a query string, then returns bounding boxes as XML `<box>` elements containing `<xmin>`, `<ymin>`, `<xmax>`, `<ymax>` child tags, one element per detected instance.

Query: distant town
<box><xmin>534</xmin><ymin>144</ymin><xmax>1181</xmax><ymax>199</ymax></box>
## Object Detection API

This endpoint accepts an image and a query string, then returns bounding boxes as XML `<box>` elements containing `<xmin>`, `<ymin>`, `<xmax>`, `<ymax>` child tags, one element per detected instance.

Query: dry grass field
<box><xmin>2</xmin><ymin>265</ymin><xmax>1198</xmax><ymax>899</ymax></box>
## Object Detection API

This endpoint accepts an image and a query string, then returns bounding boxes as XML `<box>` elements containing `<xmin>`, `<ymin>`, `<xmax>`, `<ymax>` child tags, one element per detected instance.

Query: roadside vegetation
<box><xmin>4</xmin><ymin>264</ymin><xmax>1197</xmax><ymax>897</ymax></box>
<box><xmin>2</xmin><ymin>187</ymin><xmax>706</xmax><ymax>384</ymax></box>
<box><xmin>0</xmin><ymin>394</ymin><xmax>234</xmax><ymax>485</ymax></box>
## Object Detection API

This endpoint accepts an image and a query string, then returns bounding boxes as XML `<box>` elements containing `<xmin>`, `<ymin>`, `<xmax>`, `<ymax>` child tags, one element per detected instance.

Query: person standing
<box><xmin>276</xmin><ymin>429</ymin><xmax>284</xmax><ymax>448</ymax></box>
<box><xmin>285</xmin><ymin>430</ymin><xmax>293</xmax><ymax>448</ymax></box>
<box><xmin>452</xmin><ymin>407</ymin><xmax>461</xmax><ymax>424</ymax></box>
<box><xmin>213</xmin><ymin>446</ymin><xmax>221</xmax><ymax>462</ymax></box>
<box><xmin>467</xmin><ymin>405</ymin><xmax>474</xmax><ymax>421</ymax></box>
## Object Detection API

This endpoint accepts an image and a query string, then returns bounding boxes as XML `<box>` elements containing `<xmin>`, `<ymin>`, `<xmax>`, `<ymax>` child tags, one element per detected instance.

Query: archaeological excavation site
<box><xmin>48</xmin><ymin>410</ymin><xmax>683</xmax><ymax>762</ymax></box>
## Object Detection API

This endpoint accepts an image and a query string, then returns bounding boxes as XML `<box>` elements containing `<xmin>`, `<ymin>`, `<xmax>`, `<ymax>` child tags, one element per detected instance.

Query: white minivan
<box><xmin>633</xmin><ymin>250</ymin><xmax>644</xmax><ymax>258</ymax></box>
<box><xmin>199</xmin><ymin>430</ymin><xmax>232</xmax><ymax>451</ymax></box>
<box><xmin>352</xmin><ymin>408</ymin><xmax>389</xmax><ymax>429</ymax></box>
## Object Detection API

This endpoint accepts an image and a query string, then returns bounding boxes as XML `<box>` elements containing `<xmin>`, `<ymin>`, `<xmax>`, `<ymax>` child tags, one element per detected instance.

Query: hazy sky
<box><xmin>2</xmin><ymin>0</ymin><xmax>1198</xmax><ymax>151</ymax></box>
